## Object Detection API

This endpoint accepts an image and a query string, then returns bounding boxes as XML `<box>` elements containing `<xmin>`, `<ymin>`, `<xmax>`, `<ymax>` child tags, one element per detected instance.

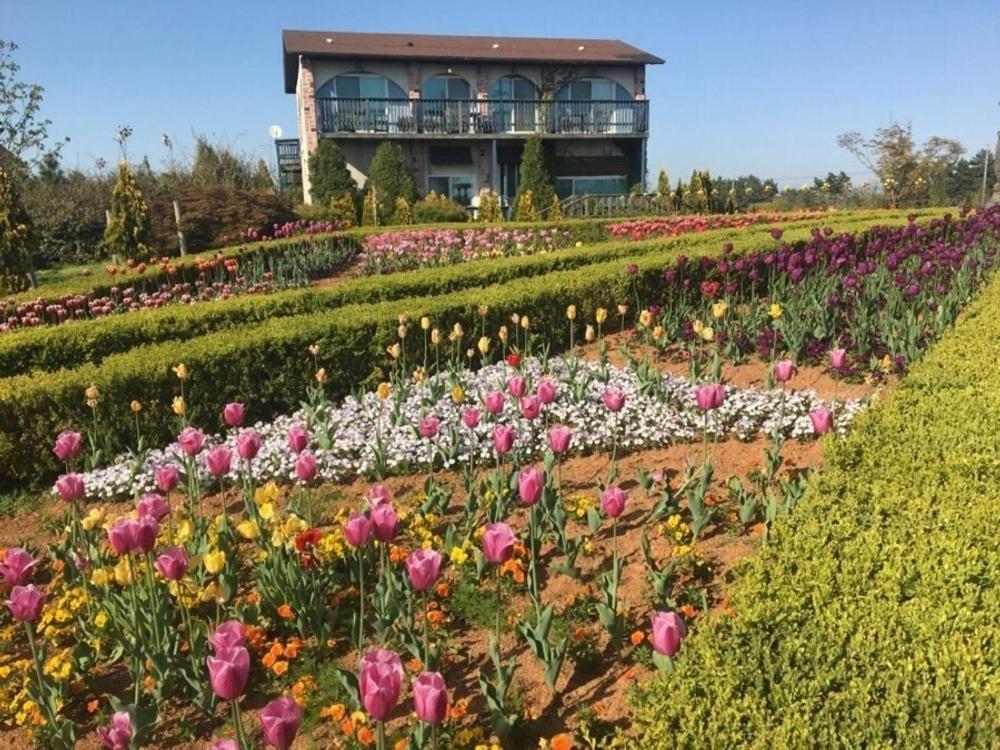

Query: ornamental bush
<box><xmin>394</xmin><ymin>197</ymin><xmax>414</xmax><ymax>225</ymax></box>
<box><xmin>476</xmin><ymin>188</ymin><xmax>503</xmax><ymax>223</ymax></box>
<box><xmin>307</xmin><ymin>139</ymin><xmax>356</xmax><ymax>205</ymax></box>
<box><xmin>412</xmin><ymin>192</ymin><xmax>468</xmax><ymax>224</ymax></box>
<box><xmin>104</xmin><ymin>161</ymin><xmax>152</xmax><ymax>261</ymax></box>
<box><xmin>366</xmin><ymin>143</ymin><xmax>417</xmax><ymax>224</ymax></box>
<box><xmin>0</xmin><ymin>167</ymin><xmax>34</xmax><ymax>294</ymax></box>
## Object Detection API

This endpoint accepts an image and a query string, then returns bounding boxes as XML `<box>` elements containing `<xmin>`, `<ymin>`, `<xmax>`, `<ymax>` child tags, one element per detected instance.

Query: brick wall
<box><xmin>297</xmin><ymin>56</ymin><xmax>319</xmax><ymax>203</ymax></box>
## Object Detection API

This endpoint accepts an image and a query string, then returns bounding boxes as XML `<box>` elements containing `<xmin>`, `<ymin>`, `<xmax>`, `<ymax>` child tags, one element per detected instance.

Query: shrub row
<box><xmin>0</xmin><ymin>210</ymin><xmax>930</xmax><ymax>377</ymax></box>
<box><xmin>632</xmin><ymin>266</ymin><xmax>1000</xmax><ymax>746</ymax></box>
<box><xmin>0</xmin><ymin>210</ymin><xmax>948</xmax><ymax>490</ymax></box>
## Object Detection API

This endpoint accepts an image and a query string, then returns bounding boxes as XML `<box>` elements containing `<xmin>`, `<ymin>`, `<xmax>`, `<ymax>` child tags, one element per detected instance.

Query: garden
<box><xmin>0</xmin><ymin>201</ymin><xmax>998</xmax><ymax>750</ymax></box>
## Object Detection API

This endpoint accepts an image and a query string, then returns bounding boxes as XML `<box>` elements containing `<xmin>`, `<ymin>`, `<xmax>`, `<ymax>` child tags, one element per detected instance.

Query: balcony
<box><xmin>315</xmin><ymin>98</ymin><xmax>649</xmax><ymax>137</ymax></box>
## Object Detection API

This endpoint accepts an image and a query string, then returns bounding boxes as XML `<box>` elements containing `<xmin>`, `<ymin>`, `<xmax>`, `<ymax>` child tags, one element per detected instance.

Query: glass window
<box><xmin>428</xmin><ymin>176</ymin><xmax>450</xmax><ymax>196</ymax></box>
<box><xmin>556</xmin><ymin>176</ymin><xmax>627</xmax><ymax>197</ymax></box>
<box><xmin>334</xmin><ymin>76</ymin><xmax>360</xmax><ymax>98</ymax></box>
<box><xmin>423</xmin><ymin>75</ymin><xmax>471</xmax><ymax>100</ymax></box>
<box><xmin>428</xmin><ymin>175</ymin><xmax>475</xmax><ymax>204</ymax></box>
<box><xmin>491</xmin><ymin>75</ymin><xmax>537</xmax><ymax>100</ymax></box>
<box><xmin>555</xmin><ymin>78</ymin><xmax>631</xmax><ymax>101</ymax></box>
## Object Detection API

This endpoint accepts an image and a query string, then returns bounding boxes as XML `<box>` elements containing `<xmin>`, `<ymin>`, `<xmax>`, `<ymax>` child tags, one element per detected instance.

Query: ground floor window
<box><xmin>555</xmin><ymin>175</ymin><xmax>628</xmax><ymax>199</ymax></box>
<box><xmin>428</xmin><ymin>175</ymin><xmax>475</xmax><ymax>205</ymax></box>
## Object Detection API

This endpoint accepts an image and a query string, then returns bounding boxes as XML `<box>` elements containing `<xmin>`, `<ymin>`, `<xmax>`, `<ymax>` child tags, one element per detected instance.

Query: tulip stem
<box><xmin>357</xmin><ymin>548</ymin><xmax>365</xmax><ymax>650</ymax></box>
<box><xmin>377</xmin><ymin>720</ymin><xmax>386</xmax><ymax>750</ymax></box>
<box><xmin>143</xmin><ymin>552</ymin><xmax>164</xmax><ymax>651</ymax></box>
<box><xmin>422</xmin><ymin>589</ymin><xmax>431</xmax><ymax>669</ymax></box>
<box><xmin>495</xmin><ymin>566</ymin><xmax>502</xmax><ymax>660</ymax></box>
<box><xmin>125</xmin><ymin>554</ymin><xmax>143</xmax><ymax>707</ymax></box>
<box><xmin>432</xmin><ymin>722</ymin><xmax>439</xmax><ymax>750</ymax></box>
<box><xmin>23</xmin><ymin>625</ymin><xmax>58</xmax><ymax>728</ymax></box>
<box><xmin>231</xmin><ymin>698</ymin><xmax>249</xmax><ymax>749</ymax></box>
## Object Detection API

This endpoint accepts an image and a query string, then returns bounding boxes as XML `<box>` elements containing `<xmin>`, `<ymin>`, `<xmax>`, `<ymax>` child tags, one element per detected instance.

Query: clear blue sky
<box><xmin>4</xmin><ymin>0</ymin><xmax>999</xmax><ymax>188</ymax></box>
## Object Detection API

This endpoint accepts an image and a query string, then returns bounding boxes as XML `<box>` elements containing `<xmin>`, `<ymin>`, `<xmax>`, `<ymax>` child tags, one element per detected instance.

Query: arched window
<box><xmin>422</xmin><ymin>74</ymin><xmax>471</xmax><ymax>100</ymax></box>
<box><xmin>316</xmin><ymin>73</ymin><xmax>406</xmax><ymax>99</ymax></box>
<box><xmin>555</xmin><ymin>78</ymin><xmax>631</xmax><ymax>101</ymax></box>
<box><xmin>490</xmin><ymin>75</ymin><xmax>537</xmax><ymax>100</ymax></box>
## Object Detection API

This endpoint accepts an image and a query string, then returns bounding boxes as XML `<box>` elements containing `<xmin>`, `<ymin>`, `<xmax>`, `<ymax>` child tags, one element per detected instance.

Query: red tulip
<box><xmin>492</xmin><ymin>425</ymin><xmax>515</xmax><ymax>455</ymax></box>
<box><xmin>155</xmin><ymin>547</ymin><xmax>189</xmax><ymax>581</ymax></box>
<box><xmin>484</xmin><ymin>391</ymin><xmax>505</xmax><ymax>414</ymax></box>
<box><xmin>154</xmin><ymin>464</ymin><xmax>180</xmax><ymax>492</ymax></box>
<box><xmin>107</xmin><ymin>518</ymin><xmax>139</xmax><ymax>555</ymax></box>
<box><xmin>536</xmin><ymin>379</ymin><xmax>558</xmax><ymax>404</ymax></box>
<box><xmin>371</xmin><ymin>504</ymin><xmax>399</xmax><ymax>542</ymax></box>
<box><xmin>809</xmin><ymin>407</ymin><xmax>834</xmax><ymax>435</ymax></box>
<box><xmin>462</xmin><ymin>408</ymin><xmax>481</xmax><ymax>428</ymax></box>
<box><xmin>295</xmin><ymin>451</ymin><xmax>317</xmax><ymax>482</ymax></box>
<box><xmin>829</xmin><ymin>348</ymin><xmax>847</xmax><ymax>370</ymax></box>
<box><xmin>694</xmin><ymin>383</ymin><xmax>726</xmax><ymax>411</ymax></box>
<box><xmin>134</xmin><ymin>516</ymin><xmax>159</xmax><ymax>554</ymax></box>
<box><xmin>419</xmin><ymin>417</ymin><xmax>440</xmax><ymax>439</ymax></box>
<box><xmin>519</xmin><ymin>395</ymin><xmax>542</xmax><ymax>421</ymax></box>
<box><xmin>343</xmin><ymin>513</ymin><xmax>373</xmax><ymax>548</ymax></box>
<box><xmin>205</xmin><ymin>446</ymin><xmax>232</xmax><ymax>478</ymax></box>
<box><xmin>774</xmin><ymin>360</ymin><xmax>796</xmax><ymax>383</ymax></box>
<box><xmin>55</xmin><ymin>473</ymin><xmax>85</xmax><ymax>502</ymax></box>
<box><xmin>177</xmin><ymin>427</ymin><xmax>206</xmax><ymax>456</ymax></box>
<box><xmin>507</xmin><ymin>376</ymin><xmax>526</xmax><ymax>398</ymax></box>
<box><xmin>287</xmin><ymin>426</ymin><xmax>310</xmax><ymax>453</ymax></box>
<box><xmin>236</xmin><ymin>430</ymin><xmax>261</xmax><ymax>461</ymax></box>
<box><xmin>602</xmin><ymin>387</ymin><xmax>625</xmax><ymax>412</ymax></box>
<box><xmin>210</xmin><ymin>620</ymin><xmax>246</xmax><ymax>651</ymax></box>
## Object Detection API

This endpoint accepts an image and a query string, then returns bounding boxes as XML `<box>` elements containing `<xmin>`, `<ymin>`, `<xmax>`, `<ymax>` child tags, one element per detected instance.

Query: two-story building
<box><xmin>281</xmin><ymin>30</ymin><xmax>662</xmax><ymax>206</ymax></box>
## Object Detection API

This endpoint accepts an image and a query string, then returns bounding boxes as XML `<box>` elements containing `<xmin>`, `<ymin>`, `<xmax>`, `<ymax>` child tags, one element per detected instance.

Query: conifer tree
<box><xmin>104</xmin><ymin>161</ymin><xmax>152</xmax><ymax>261</ymax></box>
<box><xmin>515</xmin><ymin>190</ymin><xmax>539</xmax><ymax>222</ymax></box>
<box><xmin>514</xmin><ymin>136</ymin><xmax>553</xmax><ymax>220</ymax></box>
<box><xmin>367</xmin><ymin>143</ymin><xmax>417</xmax><ymax>223</ymax></box>
<box><xmin>308</xmin><ymin>139</ymin><xmax>357</xmax><ymax>204</ymax></box>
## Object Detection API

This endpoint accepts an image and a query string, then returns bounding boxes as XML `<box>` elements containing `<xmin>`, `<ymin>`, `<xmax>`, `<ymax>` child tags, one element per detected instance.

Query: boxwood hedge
<box><xmin>0</xmin><ymin>210</ymin><xmax>929</xmax><ymax>377</ymax></box>
<box><xmin>632</xmin><ymin>267</ymin><xmax>1000</xmax><ymax>747</ymax></box>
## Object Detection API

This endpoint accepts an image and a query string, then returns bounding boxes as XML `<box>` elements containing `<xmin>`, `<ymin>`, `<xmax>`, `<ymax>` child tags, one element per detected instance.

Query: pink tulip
<box><xmin>236</xmin><ymin>430</ymin><xmax>261</xmax><ymax>461</ymax></box>
<box><xmin>97</xmin><ymin>711</ymin><xmax>133</xmax><ymax>750</ymax></box>
<box><xmin>260</xmin><ymin>695</ymin><xmax>301</xmax><ymax>750</ymax></box>
<box><xmin>205</xmin><ymin>446</ymin><xmax>232</xmax><ymax>478</ymax></box>
<box><xmin>601</xmin><ymin>485</ymin><xmax>627</xmax><ymax>518</ymax></box>
<box><xmin>406</xmin><ymin>548</ymin><xmax>442</xmax><ymax>592</ymax></box>
<box><xmin>368</xmin><ymin>485</ymin><xmax>393</xmax><ymax>507</ymax></box>
<box><xmin>412</xmin><ymin>671</ymin><xmax>448</xmax><ymax>725</ymax></box>
<box><xmin>548</xmin><ymin>425</ymin><xmax>573</xmax><ymax>454</ymax></box>
<box><xmin>223</xmin><ymin>402</ymin><xmax>245</xmax><ymax>428</ymax></box>
<box><xmin>137</xmin><ymin>493</ymin><xmax>170</xmax><ymax>521</ymax></box>
<box><xmin>492</xmin><ymin>425</ymin><xmax>515</xmax><ymax>455</ymax></box>
<box><xmin>520</xmin><ymin>395</ymin><xmax>542</xmax><ymax>421</ymax></box>
<box><xmin>603</xmin><ymin>387</ymin><xmax>626</xmax><ymax>412</ymax></box>
<box><xmin>694</xmin><ymin>383</ymin><xmax>726</xmax><ymax>411</ymax></box>
<box><xmin>287</xmin><ymin>426</ymin><xmax>310</xmax><ymax>453</ymax></box>
<box><xmin>53</xmin><ymin>430</ymin><xmax>83</xmax><ymax>462</ymax></box>
<box><xmin>484</xmin><ymin>390</ymin><xmax>505</xmax><ymax>414</ymax></box>
<box><xmin>518</xmin><ymin>466</ymin><xmax>544</xmax><ymax>505</ymax></box>
<box><xmin>344</xmin><ymin>513</ymin><xmax>373</xmax><ymax>548</ymax></box>
<box><xmin>829</xmin><ymin>348</ymin><xmax>847</xmax><ymax>369</ymax></box>
<box><xmin>154</xmin><ymin>464</ymin><xmax>180</xmax><ymax>492</ymax></box>
<box><xmin>462</xmin><ymin>408</ymin><xmax>481</xmax><ymax>429</ymax></box>
<box><xmin>809</xmin><ymin>407</ymin><xmax>834</xmax><ymax>435</ymax></box>
<box><xmin>507</xmin><ymin>376</ymin><xmax>526</xmax><ymax>398</ymax></box>
<box><xmin>482</xmin><ymin>522</ymin><xmax>516</xmax><ymax>564</ymax></box>
<box><xmin>206</xmin><ymin>646</ymin><xmax>250</xmax><ymax>700</ymax></box>
<box><xmin>55</xmin><ymin>472</ymin><xmax>85</xmax><ymax>502</ymax></box>
<box><xmin>0</xmin><ymin>548</ymin><xmax>37</xmax><ymax>587</ymax></box>
<box><xmin>536</xmin><ymin>379</ymin><xmax>557</xmax><ymax>405</ymax></box>
<box><xmin>155</xmin><ymin>547</ymin><xmax>189</xmax><ymax>581</ymax></box>
<box><xmin>419</xmin><ymin>417</ymin><xmax>440</xmax><ymax>439</ymax></box>
<box><xmin>6</xmin><ymin>584</ymin><xmax>45</xmax><ymax>621</ymax></box>
<box><xmin>360</xmin><ymin>649</ymin><xmax>404</xmax><ymax>721</ymax></box>
<box><xmin>295</xmin><ymin>451</ymin><xmax>317</xmax><ymax>482</ymax></box>
<box><xmin>209</xmin><ymin>741</ymin><xmax>239</xmax><ymax>750</ymax></box>
<box><xmin>177</xmin><ymin>426</ymin><xmax>206</xmax><ymax>456</ymax></box>
<box><xmin>107</xmin><ymin>518</ymin><xmax>139</xmax><ymax>555</ymax></box>
<box><xmin>134</xmin><ymin>516</ymin><xmax>159</xmax><ymax>554</ymax></box>
<box><xmin>774</xmin><ymin>359</ymin><xmax>796</xmax><ymax>383</ymax></box>
<box><xmin>210</xmin><ymin>620</ymin><xmax>246</xmax><ymax>651</ymax></box>
<box><xmin>371</xmin><ymin>504</ymin><xmax>399</xmax><ymax>542</ymax></box>
<box><xmin>650</xmin><ymin>610</ymin><xmax>686</xmax><ymax>657</ymax></box>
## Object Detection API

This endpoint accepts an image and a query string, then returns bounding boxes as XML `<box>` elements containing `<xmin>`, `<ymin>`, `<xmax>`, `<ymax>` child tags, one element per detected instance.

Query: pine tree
<box><xmin>673</xmin><ymin>179</ymin><xmax>685</xmax><ymax>212</ymax></box>
<box><xmin>104</xmin><ymin>161</ymin><xmax>152</xmax><ymax>261</ymax></box>
<box><xmin>394</xmin><ymin>196</ymin><xmax>414</xmax><ymax>225</ymax></box>
<box><xmin>701</xmin><ymin>170</ymin><xmax>715</xmax><ymax>212</ymax></box>
<box><xmin>685</xmin><ymin>170</ymin><xmax>706</xmax><ymax>213</ymax></box>
<box><xmin>656</xmin><ymin>169</ymin><xmax>670</xmax><ymax>197</ymax></box>
<box><xmin>308</xmin><ymin>139</ymin><xmax>357</xmax><ymax>205</ymax></box>
<box><xmin>367</xmin><ymin>143</ymin><xmax>417</xmax><ymax>224</ymax></box>
<box><xmin>0</xmin><ymin>167</ymin><xmax>34</xmax><ymax>293</ymax></box>
<box><xmin>514</xmin><ymin>135</ymin><xmax>553</xmax><ymax>220</ymax></box>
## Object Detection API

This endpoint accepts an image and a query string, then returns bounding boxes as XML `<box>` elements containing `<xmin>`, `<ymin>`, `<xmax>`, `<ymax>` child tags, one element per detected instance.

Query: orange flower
<box><xmin>357</xmin><ymin>726</ymin><xmax>375</xmax><ymax>745</ymax></box>
<box><xmin>272</xmin><ymin>660</ymin><xmax>289</xmax><ymax>676</ymax></box>
<box><xmin>277</xmin><ymin>603</ymin><xmax>295</xmax><ymax>619</ymax></box>
<box><xmin>389</xmin><ymin>545</ymin><xmax>408</xmax><ymax>564</ymax></box>
<box><xmin>750</xmin><ymin>522</ymin><xmax>766</xmax><ymax>537</ymax></box>
<box><xmin>680</xmin><ymin>603</ymin><xmax>698</xmax><ymax>619</ymax></box>
<box><xmin>448</xmin><ymin>698</ymin><xmax>469</xmax><ymax>720</ymax></box>
<box><xmin>340</xmin><ymin>718</ymin><xmax>355</xmax><ymax>735</ymax></box>
<box><xmin>630</xmin><ymin>630</ymin><xmax>645</xmax><ymax>647</ymax></box>
<box><xmin>246</xmin><ymin>591</ymin><xmax>260</xmax><ymax>604</ymax></box>
<box><xmin>321</xmin><ymin>704</ymin><xmax>346</xmax><ymax>721</ymax></box>
<box><xmin>269</xmin><ymin>642</ymin><xmax>285</xmax><ymax>658</ymax></box>
<box><xmin>500</xmin><ymin>558</ymin><xmax>525</xmax><ymax>584</ymax></box>
<box><xmin>551</xmin><ymin>733</ymin><xmax>574</xmax><ymax>750</ymax></box>
<box><xmin>394</xmin><ymin>740</ymin><xmax>409</xmax><ymax>750</ymax></box>
<box><xmin>427</xmin><ymin>610</ymin><xmax>446</xmax><ymax>625</ymax></box>
<box><xmin>86</xmin><ymin>699</ymin><xmax>100</xmax><ymax>714</ymax></box>
<box><xmin>52</xmin><ymin>559</ymin><xmax>65</xmax><ymax>574</ymax></box>
<box><xmin>245</xmin><ymin>625</ymin><xmax>267</xmax><ymax>650</ymax></box>
<box><xmin>572</xmin><ymin>626</ymin><xmax>587</xmax><ymax>642</ymax></box>
<box><xmin>407</xmin><ymin>657</ymin><xmax>423</xmax><ymax>673</ymax></box>
<box><xmin>262</xmin><ymin>652</ymin><xmax>277</xmax><ymax>669</ymax></box>
<box><xmin>435</xmin><ymin>582</ymin><xmax>450</xmax><ymax>598</ymax></box>
<box><xmin>284</xmin><ymin>640</ymin><xmax>301</xmax><ymax>659</ymax></box>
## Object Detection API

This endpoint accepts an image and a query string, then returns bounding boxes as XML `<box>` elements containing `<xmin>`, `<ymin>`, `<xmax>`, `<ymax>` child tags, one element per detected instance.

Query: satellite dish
<box><xmin>268</xmin><ymin>125</ymin><xmax>283</xmax><ymax>140</ymax></box>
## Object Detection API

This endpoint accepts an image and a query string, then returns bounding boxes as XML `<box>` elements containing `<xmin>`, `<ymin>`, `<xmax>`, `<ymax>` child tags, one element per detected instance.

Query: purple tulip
<box><xmin>482</xmin><ymin>522</ymin><xmax>516</xmax><ymax>564</ymax></box>
<box><xmin>155</xmin><ymin>547</ymin><xmax>189</xmax><ymax>581</ymax></box>
<box><xmin>492</xmin><ymin>425</ymin><xmax>515</xmax><ymax>455</ymax></box>
<box><xmin>134</xmin><ymin>516</ymin><xmax>159</xmax><ymax>554</ymax></box>
<box><xmin>107</xmin><ymin>518</ymin><xmax>139</xmax><ymax>556</ymax></box>
<box><xmin>412</xmin><ymin>671</ymin><xmax>448</xmax><ymax>725</ymax></box>
<box><xmin>209</xmin><ymin>741</ymin><xmax>239</xmax><ymax>750</ymax></box>
<box><xmin>519</xmin><ymin>395</ymin><xmax>542</xmax><ymax>421</ymax></box>
<box><xmin>406</xmin><ymin>548</ymin><xmax>442</xmax><ymax>592</ymax></box>
<box><xmin>97</xmin><ymin>711</ymin><xmax>133</xmax><ymax>750</ymax></box>
<box><xmin>287</xmin><ymin>426</ymin><xmax>310</xmax><ymax>453</ymax></box>
<box><xmin>601</xmin><ymin>485</ymin><xmax>627</xmax><ymax>518</ymax></box>
<box><xmin>0</xmin><ymin>548</ymin><xmax>38</xmax><ymax>587</ymax></box>
<box><xmin>536</xmin><ymin>379</ymin><xmax>557</xmax><ymax>404</ymax></box>
<box><xmin>236</xmin><ymin>430</ymin><xmax>261</xmax><ymax>461</ymax></box>
<box><xmin>360</xmin><ymin>649</ymin><xmax>404</xmax><ymax>721</ymax></box>
<box><xmin>205</xmin><ymin>446</ymin><xmax>232</xmax><ymax>478</ymax></box>
<box><xmin>53</xmin><ymin>430</ymin><xmax>83</xmax><ymax>463</ymax></box>
<box><xmin>137</xmin><ymin>493</ymin><xmax>170</xmax><ymax>521</ymax></box>
<box><xmin>55</xmin><ymin>472</ymin><xmax>85</xmax><ymax>502</ymax></box>
<box><xmin>210</xmin><ymin>620</ymin><xmax>246</xmax><ymax>651</ymax></box>
<box><xmin>694</xmin><ymin>383</ymin><xmax>726</xmax><ymax>411</ymax></box>
<box><xmin>260</xmin><ymin>695</ymin><xmax>301</xmax><ymax>750</ymax></box>
<box><xmin>222</xmin><ymin>402</ymin><xmax>245</xmax><ymax>428</ymax></box>
<box><xmin>154</xmin><ymin>464</ymin><xmax>180</xmax><ymax>492</ymax></box>
<box><xmin>6</xmin><ymin>584</ymin><xmax>45</xmax><ymax>622</ymax></box>
<box><xmin>602</xmin><ymin>387</ymin><xmax>626</xmax><ymax>412</ymax></box>
<box><xmin>809</xmin><ymin>407</ymin><xmax>834</xmax><ymax>435</ymax></box>
<box><xmin>206</xmin><ymin>646</ymin><xmax>250</xmax><ymax>700</ymax></box>
<box><xmin>507</xmin><ymin>376</ymin><xmax>526</xmax><ymax>398</ymax></box>
<box><xmin>371</xmin><ymin>503</ymin><xmax>399</xmax><ymax>543</ymax></box>
<box><xmin>548</xmin><ymin>425</ymin><xmax>573</xmax><ymax>455</ymax></box>
<box><xmin>462</xmin><ymin>408</ymin><xmax>481</xmax><ymax>429</ymax></box>
<box><xmin>484</xmin><ymin>390</ymin><xmax>505</xmax><ymax>415</ymax></box>
<box><xmin>344</xmin><ymin>513</ymin><xmax>373</xmax><ymax>548</ymax></box>
<box><xmin>518</xmin><ymin>466</ymin><xmax>544</xmax><ymax>505</ymax></box>
<box><xmin>419</xmin><ymin>417</ymin><xmax>440</xmax><ymax>439</ymax></box>
<box><xmin>829</xmin><ymin>348</ymin><xmax>847</xmax><ymax>370</ymax></box>
<box><xmin>651</xmin><ymin>610</ymin><xmax>686</xmax><ymax>657</ymax></box>
<box><xmin>774</xmin><ymin>359</ymin><xmax>796</xmax><ymax>383</ymax></box>
<box><xmin>295</xmin><ymin>451</ymin><xmax>317</xmax><ymax>482</ymax></box>
<box><xmin>177</xmin><ymin>426</ymin><xmax>205</xmax><ymax>457</ymax></box>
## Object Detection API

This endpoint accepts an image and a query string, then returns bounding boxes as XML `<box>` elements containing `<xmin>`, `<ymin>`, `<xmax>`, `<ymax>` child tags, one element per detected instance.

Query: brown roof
<box><xmin>282</xmin><ymin>30</ymin><xmax>663</xmax><ymax>91</ymax></box>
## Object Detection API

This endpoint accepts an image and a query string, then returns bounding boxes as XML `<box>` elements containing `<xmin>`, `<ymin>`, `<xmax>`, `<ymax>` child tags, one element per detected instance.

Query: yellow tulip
<box><xmin>712</xmin><ymin>301</ymin><xmax>728</xmax><ymax>320</ymax></box>
<box><xmin>451</xmin><ymin>385</ymin><xmax>464</xmax><ymax>403</ymax></box>
<box><xmin>478</xmin><ymin>336</ymin><xmax>490</xmax><ymax>355</ymax></box>
<box><xmin>203</xmin><ymin>550</ymin><xmax>226</xmax><ymax>575</ymax></box>
<box><xmin>236</xmin><ymin>520</ymin><xmax>260</xmax><ymax>540</ymax></box>
<box><xmin>315</xmin><ymin>368</ymin><xmax>328</xmax><ymax>384</ymax></box>
<box><xmin>769</xmin><ymin>303</ymin><xmax>783</xmax><ymax>320</ymax></box>
<box><xmin>172</xmin><ymin>396</ymin><xmax>185</xmax><ymax>416</ymax></box>
<box><xmin>130</xmin><ymin>400</ymin><xmax>142</xmax><ymax>413</ymax></box>
<box><xmin>595</xmin><ymin>308</ymin><xmax>608</xmax><ymax>325</ymax></box>
<box><xmin>172</xmin><ymin>363</ymin><xmax>189</xmax><ymax>381</ymax></box>
<box><xmin>566</xmin><ymin>304</ymin><xmax>577</xmax><ymax>321</ymax></box>
<box><xmin>376</xmin><ymin>382</ymin><xmax>391</xmax><ymax>400</ymax></box>
<box><xmin>700</xmin><ymin>326</ymin><xmax>715</xmax><ymax>343</ymax></box>
<box><xmin>386</xmin><ymin>343</ymin><xmax>401</xmax><ymax>360</ymax></box>
<box><xmin>259</xmin><ymin>503</ymin><xmax>275</xmax><ymax>522</ymax></box>
<box><xmin>585</xmin><ymin>324</ymin><xmax>596</xmax><ymax>342</ymax></box>
<box><xmin>639</xmin><ymin>310</ymin><xmax>652</xmax><ymax>327</ymax></box>
<box><xmin>420</xmin><ymin>316</ymin><xmax>431</xmax><ymax>331</ymax></box>
<box><xmin>498</xmin><ymin>326</ymin><xmax>509</xmax><ymax>343</ymax></box>
<box><xmin>397</xmin><ymin>324</ymin><xmax>407</xmax><ymax>340</ymax></box>
<box><xmin>431</xmin><ymin>328</ymin><xmax>442</xmax><ymax>346</ymax></box>
<box><xmin>113</xmin><ymin>558</ymin><xmax>133</xmax><ymax>586</ymax></box>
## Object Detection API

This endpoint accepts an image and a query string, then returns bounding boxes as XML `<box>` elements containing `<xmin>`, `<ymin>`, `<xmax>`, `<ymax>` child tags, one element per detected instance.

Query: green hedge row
<box><xmin>0</xmin><ymin>210</ymin><xmax>931</xmax><ymax>377</ymax></box>
<box><xmin>632</xmin><ymin>260</ymin><xmax>1000</xmax><ymax>746</ymax></box>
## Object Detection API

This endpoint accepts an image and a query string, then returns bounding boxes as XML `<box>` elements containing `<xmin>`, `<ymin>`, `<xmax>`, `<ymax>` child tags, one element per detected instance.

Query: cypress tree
<box><xmin>308</xmin><ymin>139</ymin><xmax>357</xmax><ymax>205</ymax></box>
<box><xmin>673</xmin><ymin>179</ymin><xmax>685</xmax><ymax>211</ymax></box>
<box><xmin>656</xmin><ymin>169</ymin><xmax>670</xmax><ymax>197</ymax></box>
<box><xmin>367</xmin><ymin>143</ymin><xmax>417</xmax><ymax>224</ymax></box>
<box><xmin>104</xmin><ymin>161</ymin><xmax>152</xmax><ymax>261</ymax></box>
<box><xmin>514</xmin><ymin>135</ymin><xmax>554</xmax><ymax>220</ymax></box>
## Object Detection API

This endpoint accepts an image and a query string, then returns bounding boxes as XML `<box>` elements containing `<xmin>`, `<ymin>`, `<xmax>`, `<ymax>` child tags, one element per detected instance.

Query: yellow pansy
<box><xmin>113</xmin><ymin>559</ymin><xmax>133</xmax><ymax>586</ymax></box>
<box><xmin>259</xmin><ymin>503</ymin><xmax>275</xmax><ymax>522</ymax></box>
<box><xmin>768</xmin><ymin>303</ymin><xmax>783</xmax><ymax>320</ymax></box>
<box><xmin>236</xmin><ymin>520</ymin><xmax>260</xmax><ymax>540</ymax></box>
<box><xmin>204</xmin><ymin>550</ymin><xmax>226</xmax><ymax>575</ymax></box>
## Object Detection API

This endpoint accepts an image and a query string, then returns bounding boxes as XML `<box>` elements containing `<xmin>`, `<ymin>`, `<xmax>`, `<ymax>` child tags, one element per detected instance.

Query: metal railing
<box><xmin>315</xmin><ymin>98</ymin><xmax>649</xmax><ymax>136</ymax></box>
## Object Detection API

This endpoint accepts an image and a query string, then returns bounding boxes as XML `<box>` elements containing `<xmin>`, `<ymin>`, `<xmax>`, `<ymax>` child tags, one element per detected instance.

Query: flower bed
<box><xmin>606</xmin><ymin>210</ymin><xmax>827</xmax><ymax>242</ymax></box>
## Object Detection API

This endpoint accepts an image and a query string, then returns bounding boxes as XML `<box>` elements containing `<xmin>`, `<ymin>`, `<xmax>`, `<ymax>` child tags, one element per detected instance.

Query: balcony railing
<box><xmin>316</xmin><ymin>98</ymin><xmax>649</xmax><ymax>136</ymax></box>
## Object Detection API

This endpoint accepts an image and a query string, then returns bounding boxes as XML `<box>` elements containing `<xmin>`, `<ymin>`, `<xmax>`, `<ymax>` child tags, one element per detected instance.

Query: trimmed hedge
<box><xmin>632</xmin><ymin>264</ymin><xmax>1000</xmax><ymax>746</ymax></box>
<box><xmin>0</xmin><ymin>210</ymin><xmax>932</xmax><ymax>377</ymax></box>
